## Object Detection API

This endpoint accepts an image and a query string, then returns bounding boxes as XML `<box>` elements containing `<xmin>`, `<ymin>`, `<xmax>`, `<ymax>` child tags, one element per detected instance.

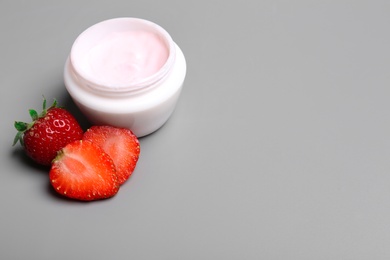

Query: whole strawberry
<box><xmin>13</xmin><ymin>98</ymin><xmax>84</xmax><ymax>166</ymax></box>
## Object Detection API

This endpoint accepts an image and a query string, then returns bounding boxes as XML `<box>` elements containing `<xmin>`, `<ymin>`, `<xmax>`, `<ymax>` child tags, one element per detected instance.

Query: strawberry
<box><xmin>83</xmin><ymin>125</ymin><xmax>140</xmax><ymax>185</ymax></box>
<box><xmin>13</xmin><ymin>98</ymin><xmax>83</xmax><ymax>166</ymax></box>
<box><xmin>50</xmin><ymin>140</ymin><xmax>120</xmax><ymax>201</ymax></box>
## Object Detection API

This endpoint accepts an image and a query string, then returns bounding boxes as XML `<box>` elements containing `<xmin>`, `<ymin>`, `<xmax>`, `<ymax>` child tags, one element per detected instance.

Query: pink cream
<box><xmin>83</xmin><ymin>31</ymin><xmax>168</xmax><ymax>86</ymax></box>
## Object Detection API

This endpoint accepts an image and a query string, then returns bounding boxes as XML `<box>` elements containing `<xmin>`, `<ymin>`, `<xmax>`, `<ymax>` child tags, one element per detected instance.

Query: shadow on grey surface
<box><xmin>10</xmin><ymin>146</ymin><xmax>49</xmax><ymax>174</ymax></box>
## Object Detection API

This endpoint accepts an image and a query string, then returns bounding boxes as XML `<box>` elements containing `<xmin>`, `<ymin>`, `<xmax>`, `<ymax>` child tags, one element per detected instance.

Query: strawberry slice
<box><xmin>83</xmin><ymin>126</ymin><xmax>140</xmax><ymax>185</ymax></box>
<box><xmin>50</xmin><ymin>140</ymin><xmax>119</xmax><ymax>201</ymax></box>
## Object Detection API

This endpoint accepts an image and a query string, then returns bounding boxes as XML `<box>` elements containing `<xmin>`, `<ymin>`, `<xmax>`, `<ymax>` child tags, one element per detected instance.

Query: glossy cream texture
<box><xmin>84</xmin><ymin>31</ymin><xmax>169</xmax><ymax>86</ymax></box>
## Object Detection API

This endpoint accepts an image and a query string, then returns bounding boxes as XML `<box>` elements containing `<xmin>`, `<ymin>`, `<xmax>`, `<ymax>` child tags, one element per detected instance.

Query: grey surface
<box><xmin>1</xmin><ymin>0</ymin><xmax>390</xmax><ymax>259</ymax></box>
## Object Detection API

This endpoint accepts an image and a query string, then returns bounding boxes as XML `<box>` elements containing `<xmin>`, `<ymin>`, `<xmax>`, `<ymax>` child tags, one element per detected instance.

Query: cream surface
<box><xmin>84</xmin><ymin>30</ymin><xmax>168</xmax><ymax>86</ymax></box>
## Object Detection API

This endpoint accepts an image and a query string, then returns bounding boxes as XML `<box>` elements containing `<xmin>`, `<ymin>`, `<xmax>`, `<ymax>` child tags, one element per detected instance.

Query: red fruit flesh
<box><xmin>50</xmin><ymin>140</ymin><xmax>119</xmax><ymax>201</ymax></box>
<box><xmin>83</xmin><ymin>126</ymin><xmax>140</xmax><ymax>185</ymax></box>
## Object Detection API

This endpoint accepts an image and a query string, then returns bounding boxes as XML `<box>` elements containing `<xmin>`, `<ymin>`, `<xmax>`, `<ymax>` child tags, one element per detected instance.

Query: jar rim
<box><xmin>69</xmin><ymin>17</ymin><xmax>176</xmax><ymax>93</ymax></box>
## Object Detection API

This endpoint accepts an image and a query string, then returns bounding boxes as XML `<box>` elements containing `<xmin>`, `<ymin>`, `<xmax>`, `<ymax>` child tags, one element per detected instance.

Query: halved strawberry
<box><xmin>49</xmin><ymin>140</ymin><xmax>119</xmax><ymax>201</ymax></box>
<box><xmin>83</xmin><ymin>126</ymin><xmax>140</xmax><ymax>185</ymax></box>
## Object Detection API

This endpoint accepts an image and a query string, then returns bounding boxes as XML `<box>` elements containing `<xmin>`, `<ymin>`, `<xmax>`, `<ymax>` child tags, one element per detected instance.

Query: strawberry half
<box><xmin>13</xmin><ymin>98</ymin><xmax>83</xmax><ymax>166</ymax></box>
<box><xmin>83</xmin><ymin>126</ymin><xmax>140</xmax><ymax>185</ymax></box>
<box><xmin>50</xmin><ymin>140</ymin><xmax>119</xmax><ymax>201</ymax></box>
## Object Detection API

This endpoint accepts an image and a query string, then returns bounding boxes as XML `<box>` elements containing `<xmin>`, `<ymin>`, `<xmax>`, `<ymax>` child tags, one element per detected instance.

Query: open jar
<box><xmin>64</xmin><ymin>17</ymin><xmax>186</xmax><ymax>137</ymax></box>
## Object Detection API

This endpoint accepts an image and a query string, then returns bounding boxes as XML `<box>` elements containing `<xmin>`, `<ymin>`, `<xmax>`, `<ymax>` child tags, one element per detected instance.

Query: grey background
<box><xmin>1</xmin><ymin>0</ymin><xmax>390</xmax><ymax>259</ymax></box>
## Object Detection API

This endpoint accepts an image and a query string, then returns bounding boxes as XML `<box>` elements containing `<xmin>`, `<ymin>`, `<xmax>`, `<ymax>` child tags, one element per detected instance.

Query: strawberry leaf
<box><xmin>13</xmin><ymin>121</ymin><xmax>28</xmax><ymax>146</ymax></box>
<box><xmin>12</xmin><ymin>131</ymin><xmax>23</xmax><ymax>146</ymax></box>
<box><xmin>50</xmin><ymin>99</ymin><xmax>58</xmax><ymax>109</ymax></box>
<box><xmin>29</xmin><ymin>109</ymin><xmax>39</xmax><ymax>121</ymax></box>
<box><xmin>14</xmin><ymin>121</ymin><xmax>28</xmax><ymax>132</ymax></box>
<box><xmin>42</xmin><ymin>97</ymin><xmax>47</xmax><ymax>110</ymax></box>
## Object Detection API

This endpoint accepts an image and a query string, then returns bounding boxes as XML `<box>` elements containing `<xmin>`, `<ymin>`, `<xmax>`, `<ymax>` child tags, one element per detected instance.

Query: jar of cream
<box><xmin>64</xmin><ymin>18</ymin><xmax>186</xmax><ymax>137</ymax></box>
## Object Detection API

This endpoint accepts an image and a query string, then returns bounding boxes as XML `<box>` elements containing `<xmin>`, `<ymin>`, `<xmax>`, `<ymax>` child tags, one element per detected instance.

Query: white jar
<box><xmin>64</xmin><ymin>18</ymin><xmax>186</xmax><ymax>137</ymax></box>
